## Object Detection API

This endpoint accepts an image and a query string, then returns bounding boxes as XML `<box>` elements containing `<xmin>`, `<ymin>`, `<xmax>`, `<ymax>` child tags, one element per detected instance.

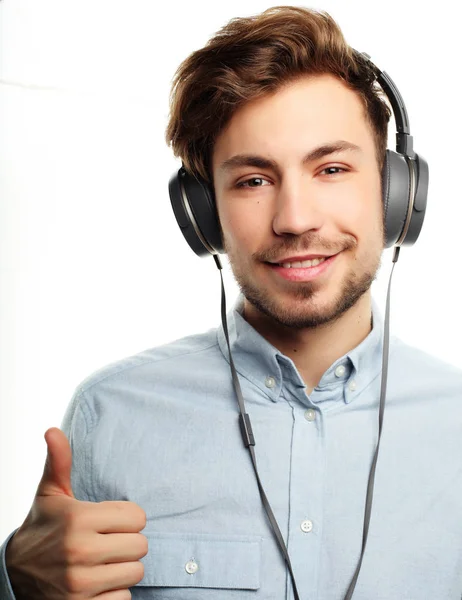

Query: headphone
<box><xmin>166</xmin><ymin>50</ymin><xmax>430</xmax><ymax>600</ymax></box>
<box><xmin>168</xmin><ymin>50</ymin><xmax>429</xmax><ymax>255</ymax></box>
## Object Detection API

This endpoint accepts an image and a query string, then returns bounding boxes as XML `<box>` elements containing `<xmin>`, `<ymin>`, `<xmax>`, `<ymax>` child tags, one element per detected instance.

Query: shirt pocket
<box><xmin>136</xmin><ymin>531</ymin><xmax>262</xmax><ymax>592</ymax></box>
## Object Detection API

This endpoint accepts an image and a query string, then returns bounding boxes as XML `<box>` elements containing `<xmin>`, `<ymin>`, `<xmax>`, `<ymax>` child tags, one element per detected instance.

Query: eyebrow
<box><xmin>218</xmin><ymin>140</ymin><xmax>362</xmax><ymax>177</ymax></box>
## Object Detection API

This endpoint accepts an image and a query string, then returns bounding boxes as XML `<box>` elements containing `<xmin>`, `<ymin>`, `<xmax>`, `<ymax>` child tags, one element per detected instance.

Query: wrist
<box><xmin>5</xmin><ymin>531</ymin><xmax>26</xmax><ymax>599</ymax></box>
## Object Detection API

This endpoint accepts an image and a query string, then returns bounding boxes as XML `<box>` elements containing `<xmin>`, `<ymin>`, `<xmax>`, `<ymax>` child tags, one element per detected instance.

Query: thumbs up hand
<box><xmin>5</xmin><ymin>427</ymin><xmax>148</xmax><ymax>600</ymax></box>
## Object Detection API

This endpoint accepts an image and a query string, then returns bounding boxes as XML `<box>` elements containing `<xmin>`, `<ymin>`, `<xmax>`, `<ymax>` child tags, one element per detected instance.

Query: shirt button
<box><xmin>300</xmin><ymin>520</ymin><xmax>313</xmax><ymax>533</ymax></box>
<box><xmin>265</xmin><ymin>376</ymin><xmax>276</xmax><ymax>388</ymax></box>
<box><xmin>304</xmin><ymin>409</ymin><xmax>316</xmax><ymax>422</ymax></box>
<box><xmin>185</xmin><ymin>560</ymin><xmax>199</xmax><ymax>574</ymax></box>
<box><xmin>348</xmin><ymin>380</ymin><xmax>357</xmax><ymax>392</ymax></box>
<box><xmin>335</xmin><ymin>365</ymin><xmax>346</xmax><ymax>377</ymax></box>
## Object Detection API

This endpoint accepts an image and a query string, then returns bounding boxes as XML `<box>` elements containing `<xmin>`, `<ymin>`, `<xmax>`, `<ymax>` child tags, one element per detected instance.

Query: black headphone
<box><xmin>168</xmin><ymin>50</ymin><xmax>429</xmax><ymax>256</ymax></box>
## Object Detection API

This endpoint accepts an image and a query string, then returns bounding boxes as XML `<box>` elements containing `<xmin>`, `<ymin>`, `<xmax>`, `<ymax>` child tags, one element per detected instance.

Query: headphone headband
<box><xmin>354</xmin><ymin>50</ymin><xmax>414</xmax><ymax>157</ymax></box>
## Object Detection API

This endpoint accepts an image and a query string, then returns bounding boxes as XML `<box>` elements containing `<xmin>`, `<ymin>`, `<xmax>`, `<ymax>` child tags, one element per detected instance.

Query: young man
<box><xmin>2</xmin><ymin>6</ymin><xmax>461</xmax><ymax>600</ymax></box>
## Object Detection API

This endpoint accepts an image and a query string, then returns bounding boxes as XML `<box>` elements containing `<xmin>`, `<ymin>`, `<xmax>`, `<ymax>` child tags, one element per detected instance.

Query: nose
<box><xmin>272</xmin><ymin>176</ymin><xmax>325</xmax><ymax>237</ymax></box>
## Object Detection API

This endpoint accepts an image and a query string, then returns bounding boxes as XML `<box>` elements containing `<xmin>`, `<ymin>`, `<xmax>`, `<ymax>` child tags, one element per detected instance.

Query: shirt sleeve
<box><xmin>60</xmin><ymin>387</ymin><xmax>96</xmax><ymax>503</ymax></box>
<box><xmin>0</xmin><ymin>387</ymin><xmax>94</xmax><ymax>599</ymax></box>
<box><xmin>0</xmin><ymin>528</ymin><xmax>21</xmax><ymax>600</ymax></box>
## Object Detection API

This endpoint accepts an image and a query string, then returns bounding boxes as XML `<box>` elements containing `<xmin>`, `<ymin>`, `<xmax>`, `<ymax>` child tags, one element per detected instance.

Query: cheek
<box><xmin>343</xmin><ymin>181</ymin><xmax>382</xmax><ymax>236</ymax></box>
<box><xmin>221</xmin><ymin>201</ymin><xmax>269</xmax><ymax>252</ymax></box>
<box><xmin>348</xmin><ymin>200</ymin><xmax>379</xmax><ymax>227</ymax></box>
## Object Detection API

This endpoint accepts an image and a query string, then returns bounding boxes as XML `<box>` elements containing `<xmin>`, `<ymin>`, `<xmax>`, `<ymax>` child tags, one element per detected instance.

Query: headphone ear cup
<box><xmin>168</xmin><ymin>168</ymin><xmax>224</xmax><ymax>256</ymax></box>
<box><xmin>381</xmin><ymin>149</ymin><xmax>411</xmax><ymax>248</ymax></box>
<box><xmin>183</xmin><ymin>170</ymin><xmax>225</xmax><ymax>254</ymax></box>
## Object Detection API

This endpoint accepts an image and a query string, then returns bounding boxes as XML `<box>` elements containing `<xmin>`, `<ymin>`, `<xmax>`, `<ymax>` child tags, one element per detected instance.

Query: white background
<box><xmin>1</xmin><ymin>0</ymin><xmax>460</xmax><ymax>542</ymax></box>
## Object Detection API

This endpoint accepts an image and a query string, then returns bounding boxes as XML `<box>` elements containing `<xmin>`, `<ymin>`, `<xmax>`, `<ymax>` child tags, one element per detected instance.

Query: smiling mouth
<box><xmin>269</xmin><ymin>256</ymin><xmax>330</xmax><ymax>268</ymax></box>
<box><xmin>265</xmin><ymin>252</ymin><xmax>339</xmax><ymax>282</ymax></box>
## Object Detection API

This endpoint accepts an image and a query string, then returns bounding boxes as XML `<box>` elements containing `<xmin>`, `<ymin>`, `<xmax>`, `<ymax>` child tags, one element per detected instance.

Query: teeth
<box><xmin>281</xmin><ymin>257</ymin><xmax>326</xmax><ymax>268</ymax></box>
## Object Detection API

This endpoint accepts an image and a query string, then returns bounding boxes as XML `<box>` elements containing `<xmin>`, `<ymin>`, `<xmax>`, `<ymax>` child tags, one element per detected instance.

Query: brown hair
<box><xmin>165</xmin><ymin>6</ymin><xmax>392</xmax><ymax>184</ymax></box>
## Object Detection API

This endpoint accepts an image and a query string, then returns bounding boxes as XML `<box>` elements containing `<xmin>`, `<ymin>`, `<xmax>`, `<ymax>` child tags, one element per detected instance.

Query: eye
<box><xmin>236</xmin><ymin>177</ymin><xmax>272</xmax><ymax>188</ymax></box>
<box><xmin>319</xmin><ymin>166</ymin><xmax>348</xmax><ymax>176</ymax></box>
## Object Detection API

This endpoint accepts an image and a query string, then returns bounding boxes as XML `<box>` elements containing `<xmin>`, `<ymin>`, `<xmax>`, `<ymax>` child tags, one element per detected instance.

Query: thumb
<box><xmin>36</xmin><ymin>427</ymin><xmax>75</xmax><ymax>498</ymax></box>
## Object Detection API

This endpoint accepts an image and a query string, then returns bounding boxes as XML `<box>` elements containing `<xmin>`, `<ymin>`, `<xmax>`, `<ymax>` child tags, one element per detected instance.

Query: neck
<box><xmin>242</xmin><ymin>293</ymin><xmax>373</xmax><ymax>394</ymax></box>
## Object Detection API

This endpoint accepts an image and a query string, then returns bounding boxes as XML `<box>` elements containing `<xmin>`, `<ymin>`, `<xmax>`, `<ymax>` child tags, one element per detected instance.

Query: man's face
<box><xmin>211</xmin><ymin>74</ymin><xmax>385</xmax><ymax>329</ymax></box>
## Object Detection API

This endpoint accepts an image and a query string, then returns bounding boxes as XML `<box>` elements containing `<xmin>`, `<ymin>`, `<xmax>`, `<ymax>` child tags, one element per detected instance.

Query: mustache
<box><xmin>255</xmin><ymin>233</ymin><xmax>356</xmax><ymax>263</ymax></box>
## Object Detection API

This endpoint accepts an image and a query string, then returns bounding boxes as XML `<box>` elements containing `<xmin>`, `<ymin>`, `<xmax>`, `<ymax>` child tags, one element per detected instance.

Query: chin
<box><xmin>242</xmin><ymin>271</ymin><xmax>373</xmax><ymax>330</ymax></box>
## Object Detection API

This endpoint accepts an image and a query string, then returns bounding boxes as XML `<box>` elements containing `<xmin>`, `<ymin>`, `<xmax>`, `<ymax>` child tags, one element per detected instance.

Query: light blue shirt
<box><xmin>2</xmin><ymin>293</ymin><xmax>462</xmax><ymax>599</ymax></box>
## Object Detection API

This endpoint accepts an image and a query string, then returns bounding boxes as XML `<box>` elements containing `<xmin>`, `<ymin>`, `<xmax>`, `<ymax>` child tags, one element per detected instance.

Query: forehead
<box><xmin>212</xmin><ymin>73</ymin><xmax>375</xmax><ymax>169</ymax></box>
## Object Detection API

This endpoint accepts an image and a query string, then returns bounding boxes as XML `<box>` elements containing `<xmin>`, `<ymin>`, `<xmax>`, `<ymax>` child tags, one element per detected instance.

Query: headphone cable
<box><xmin>213</xmin><ymin>245</ymin><xmax>400</xmax><ymax>599</ymax></box>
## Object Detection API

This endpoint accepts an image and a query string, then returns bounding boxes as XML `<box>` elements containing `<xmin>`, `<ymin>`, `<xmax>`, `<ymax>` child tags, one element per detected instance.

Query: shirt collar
<box><xmin>217</xmin><ymin>292</ymin><xmax>384</xmax><ymax>406</ymax></box>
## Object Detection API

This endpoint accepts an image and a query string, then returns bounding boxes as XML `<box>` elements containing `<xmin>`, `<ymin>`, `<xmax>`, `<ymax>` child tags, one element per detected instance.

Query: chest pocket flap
<box><xmin>137</xmin><ymin>531</ymin><xmax>263</xmax><ymax>590</ymax></box>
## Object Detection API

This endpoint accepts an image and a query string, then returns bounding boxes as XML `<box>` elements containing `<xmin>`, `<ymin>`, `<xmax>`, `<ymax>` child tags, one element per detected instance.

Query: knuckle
<box><xmin>64</xmin><ymin>568</ymin><xmax>84</xmax><ymax>595</ymax></box>
<box><xmin>63</xmin><ymin>542</ymin><xmax>77</xmax><ymax>564</ymax></box>
<box><xmin>62</xmin><ymin>505</ymin><xmax>83</xmax><ymax>530</ymax></box>
<box><xmin>63</xmin><ymin>538</ymin><xmax>85</xmax><ymax>564</ymax></box>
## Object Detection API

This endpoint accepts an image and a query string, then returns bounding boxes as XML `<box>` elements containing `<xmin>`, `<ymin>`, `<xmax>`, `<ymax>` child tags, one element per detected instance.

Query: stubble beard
<box><xmin>226</xmin><ymin>247</ymin><xmax>383</xmax><ymax>330</ymax></box>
